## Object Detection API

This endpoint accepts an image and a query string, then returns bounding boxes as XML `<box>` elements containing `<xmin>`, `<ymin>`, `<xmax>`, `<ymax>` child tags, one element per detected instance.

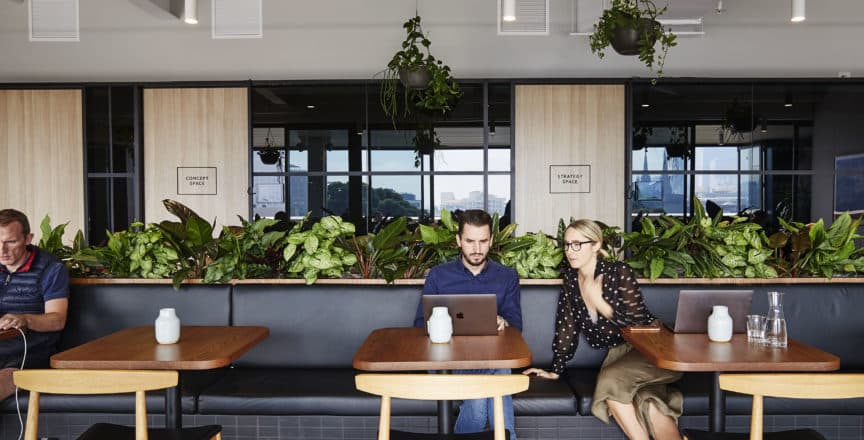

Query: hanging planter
<box><xmin>379</xmin><ymin>15</ymin><xmax>462</xmax><ymax>126</ymax></box>
<box><xmin>398</xmin><ymin>67</ymin><xmax>432</xmax><ymax>90</ymax></box>
<box><xmin>258</xmin><ymin>149</ymin><xmax>281</xmax><ymax>165</ymax></box>
<box><xmin>257</xmin><ymin>128</ymin><xmax>281</xmax><ymax>165</ymax></box>
<box><xmin>412</xmin><ymin>124</ymin><xmax>440</xmax><ymax>168</ymax></box>
<box><xmin>589</xmin><ymin>0</ymin><xmax>677</xmax><ymax>83</ymax></box>
<box><xmin>610</xmin><ymin>18</ymin><xmax>659</xmax><ymax>56</ymax></box>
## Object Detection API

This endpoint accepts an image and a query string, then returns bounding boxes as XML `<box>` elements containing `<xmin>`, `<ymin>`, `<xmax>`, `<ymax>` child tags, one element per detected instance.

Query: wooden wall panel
<box><xmin>143</xmin><ymin>88</ymin><xmax>248</xmax><ymax>230</ymax></box>
<box><xmin>0</xmin><ymin>90</ymin><xmax>84</xmax><ymax>242</ymax></box>
<box><xmin>514</xmin><ymin>85</ymin><xmax>625</xmax><ymax>234</ymax></box>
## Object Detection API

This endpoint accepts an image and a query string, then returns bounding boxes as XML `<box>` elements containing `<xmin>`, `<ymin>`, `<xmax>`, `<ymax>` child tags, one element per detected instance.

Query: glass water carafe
<box><xmin>765</xmin><ymin>291</ymin><xmax>788</xmax><ymax>348</ymax></box>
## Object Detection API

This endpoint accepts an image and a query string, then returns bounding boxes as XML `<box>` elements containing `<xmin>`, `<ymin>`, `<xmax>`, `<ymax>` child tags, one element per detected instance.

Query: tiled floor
<box><xmin>2</xmin><ymin>414</ymin><xmax>862</xmax><ymax>440</ymax></box>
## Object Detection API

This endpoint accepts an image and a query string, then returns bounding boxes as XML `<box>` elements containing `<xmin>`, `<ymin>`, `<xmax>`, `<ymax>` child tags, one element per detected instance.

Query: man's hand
<box><xmin>0</xmin><ymin>313</ymin><xmax>27</xmax><ymax>330</ymax></box>
<box><xmin>522</xmin><ymin>368</ymin><xmax>559</xmax><ymax>380</ymax></box>
<box><xmin>496</xmin><ymin>315</ymin><xmax>509</xmax><ymax>332</ymax></box>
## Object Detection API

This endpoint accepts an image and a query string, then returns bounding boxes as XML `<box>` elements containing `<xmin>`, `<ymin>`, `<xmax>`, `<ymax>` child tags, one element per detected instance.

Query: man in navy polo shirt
<box><xmin>0</xmin><ymin>209</ymin><xmax>69</xmax><ymax>400</ymax></box>
<box><xmin>413</xmin><ymin>209</ymin><xmax>522</xmax><ymax>439</ymax></box>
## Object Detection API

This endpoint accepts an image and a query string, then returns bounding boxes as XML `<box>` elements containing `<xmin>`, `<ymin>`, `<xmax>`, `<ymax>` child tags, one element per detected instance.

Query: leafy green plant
<box><xmin>75</xmin><ymin>223</ymin><xmax>180</xmax><ymax>281</ymax></box>
<box><xmin>345</xmin><ymin>216</ymin><xmax>411</xmax><ymax>282</ymax></box>
<box><xmin>622</xmin><ymin>198</ymin><xmax>778</xmax><ymax>280</ymax></box>
<box><xmin>418</xmin><ymin>209</ymin><xmax>459</xmax><ymax>265</ymax></box>
<box><xmin>589</xmin><ymin>0</ymin><xmax>677</xmax><ymax>82</ymax></box>
<box><xmin>499</xmin><ymin>231</ymin><xmax>562</xmax><ymax>279</ymax></box>
<box><xmin>37</xmin><ymin>215</ymin><xmax>85</xmax><ymax>261</ymax></box>
<box><xmin>203</xmin><ymin>217</ymin><xmax>288</xmax><ymax>283</ymax></box>
<box><xmin>155</xmin><ymin>199</ymin><xmax>219</xmax><ymax>284</ymax></box>
<box><xmin>282</xmin><ymin>215</ymin><xmax>358</xmax><ymax>284</ymax></box>
<box><xmin>621</xmin><ymin>215</ymin><xmax>698</xmax><ymax>280</ymax></box>
<box><xmin>776</xmin><ymin>213</ymin><xmax>864</xmax><ymax>278</ymax></box>
<box><xmin>488</xmin><ymin>213</ymin><xmax>520</xmax><ymax>263</ymax></box>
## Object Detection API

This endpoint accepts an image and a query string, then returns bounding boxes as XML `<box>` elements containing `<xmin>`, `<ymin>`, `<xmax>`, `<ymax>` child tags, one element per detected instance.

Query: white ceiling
<box><xmin>0</xmin><ymin>0</ymin><xmax>863</xmax><ymax>82</ymax></box>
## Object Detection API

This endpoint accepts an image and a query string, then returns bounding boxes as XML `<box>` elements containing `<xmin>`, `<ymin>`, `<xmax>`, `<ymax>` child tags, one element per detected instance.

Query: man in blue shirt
<box><xmin>414</xmin><ymin>209</ymin><xmax>521</xmax><ymax>439</ymax></box>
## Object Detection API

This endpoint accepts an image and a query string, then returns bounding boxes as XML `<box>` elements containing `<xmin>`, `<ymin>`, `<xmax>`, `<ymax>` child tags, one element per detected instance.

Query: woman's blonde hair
<box><xmin>565</xmin><ymin>219</ymin><xmax>609</xmax><ymax>258</ymax></box>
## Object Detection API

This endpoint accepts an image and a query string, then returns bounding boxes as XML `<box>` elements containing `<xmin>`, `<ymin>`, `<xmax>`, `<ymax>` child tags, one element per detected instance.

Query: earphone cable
<box><xmin>14</xmin><ymin>327</ymin><xmax>27</xmax><ymax>440</ymax></box>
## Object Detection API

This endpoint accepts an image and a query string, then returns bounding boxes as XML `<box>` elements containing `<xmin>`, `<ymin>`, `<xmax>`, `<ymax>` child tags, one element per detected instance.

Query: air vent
<box><xmin>212</xmin><ymin>0</ymin><xmax>263</xmax><ymax>39</ymax></box>
<box><xmin>29</xmin><ymin>0</ymin><xmax>79</xmax><ymax>42</ymax></box>
<box><xmin>498</xmin><ymin>0</ymin><xmax>550</xmax><ymax>36</ymax></box>
<box><xmin>570</xmin><ymin>0</ymin><xmax>705</xmax><ymax>36</ymax></box>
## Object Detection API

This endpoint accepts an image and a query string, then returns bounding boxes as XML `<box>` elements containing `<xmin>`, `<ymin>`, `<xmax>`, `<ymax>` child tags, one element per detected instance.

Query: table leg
<box><xmin>437</xmin><ymin>370</ymin><xmax>453</xmax><ymax>434</ymax></box>
<box><xmin>709</xmin><ymin>371</ymin><xmax>725</xmax><ymax>432</ymax></box>
<box><xmin>165</xmin><ymin>375</ymin><xmax>182</xmax><ymax>429</ymax></box>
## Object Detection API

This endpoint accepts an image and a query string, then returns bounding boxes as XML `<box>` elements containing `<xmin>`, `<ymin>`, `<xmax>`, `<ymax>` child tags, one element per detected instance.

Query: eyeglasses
<box><xmin>563</xmin><ymin>240</ymin><xmax>594</xmax><ymax>252</ymax></box>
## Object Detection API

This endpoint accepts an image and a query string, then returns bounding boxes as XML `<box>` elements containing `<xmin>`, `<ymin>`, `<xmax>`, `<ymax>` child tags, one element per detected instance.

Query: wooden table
<box><xmin>51</xmin><ymin>325</ymin><xmax>269</xmax><ymax>429</ymax></box>
<box><xmin>621</xmin><ymin>326</ymin><xmax>839</xmax><ymax>432</ymax></box>
<box><xmin>353</xmin><ymin>327</ymin><xmax>532</xmax><ymax>434</ymax></box>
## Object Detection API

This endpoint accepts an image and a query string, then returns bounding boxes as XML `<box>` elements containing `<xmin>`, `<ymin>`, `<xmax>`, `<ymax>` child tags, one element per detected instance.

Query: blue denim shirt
<box><xmin>413</xmin><ymin>259</ymin><xmax>522</xmax><ymax>331</ymax></box>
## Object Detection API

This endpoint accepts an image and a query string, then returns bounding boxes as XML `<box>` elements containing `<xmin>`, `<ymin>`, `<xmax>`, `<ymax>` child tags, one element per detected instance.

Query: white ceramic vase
<box><xmin>427</xmin><ymin>306</ymin><xmax>453</xmax><ymax>344</ymax></box>
<box><xmin>707</xmin><ymin>305</ymin><xmax>733</xmax><ymax>342</ymax></box>
<box><xmin>155</xmin><ymin>308</ymin><xmax>181</xmax><ymax>344</ymax></box>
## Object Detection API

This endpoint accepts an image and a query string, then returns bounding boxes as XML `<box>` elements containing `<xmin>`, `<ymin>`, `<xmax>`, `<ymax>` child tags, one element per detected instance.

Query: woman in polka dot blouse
<box><xmin>524</xmin><ymin>219</ymin><xmax>683</xmax><ymax>440</ymax></box>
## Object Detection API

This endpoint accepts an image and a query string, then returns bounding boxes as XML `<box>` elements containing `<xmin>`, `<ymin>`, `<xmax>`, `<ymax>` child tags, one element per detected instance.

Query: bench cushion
<box><xmin>231</xmin><ymin>285</ymin><xmax>420</xmax><ymax>368</ymax></box>
<box><xmin>60</xmin><ymin>284</ymin><xmax>232</xmax><ymax>350</ymax></box>
<box><xmin>513</xmin><ymin>375</ymin><xmax>579</xmax><ymax>416</ymax></box>
<box><xmin>197</xmin><ymin>368</ymin><xmax>436</xmax><ymax>416</ymax></box>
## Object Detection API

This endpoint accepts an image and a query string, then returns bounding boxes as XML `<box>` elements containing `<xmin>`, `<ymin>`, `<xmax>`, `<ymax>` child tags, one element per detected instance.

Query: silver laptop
<box><xmin>673</xmin><ymin>290</ymin><xmax>753</xmax><ymax>333</ymax></box>
<box><xmin>421</xmin><ymin>294</ymin><xmax>498</xmax><ymax>336</ymax></box>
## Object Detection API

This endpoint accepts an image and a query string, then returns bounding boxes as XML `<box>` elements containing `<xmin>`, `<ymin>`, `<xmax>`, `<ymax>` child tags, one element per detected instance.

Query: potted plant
<box><xmin>257</xmin><ymin>128</ymin><xmax>281</xmax><ymax>165</ymax></box>
<box><xmin>412</xmin><ymin>124</ymin><xmax>440</xmax><ymax>167</ymax></box>
<box><xmin>589</xmin><ymin>0</ymin><xmax>677</xmax><ymax>82</ymax></box>
<box><xmin>664</xmin><ymin>126</ymin><xmax>690</xmax><ymax>160</ymax></box>
<box><xmin>379</xmin><ymin>15</ymin><xmax>462</xmax><ymax>124</ymax></box>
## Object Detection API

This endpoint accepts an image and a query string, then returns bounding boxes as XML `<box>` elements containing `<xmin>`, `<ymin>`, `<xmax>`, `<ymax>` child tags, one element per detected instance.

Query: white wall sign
<box><xmin>549</xmin><ymin>165</ymin><xmax>590</xmax><ymax>193</ymax></box>
<box><xmin>177</xmin><ymin>167</ymin><xmax>217</xmax><ymax>195</ymax></box>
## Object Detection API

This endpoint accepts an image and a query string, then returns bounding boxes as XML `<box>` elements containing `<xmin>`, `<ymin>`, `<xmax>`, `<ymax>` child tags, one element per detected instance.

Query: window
<box><xmin>627</xmin><ymin>82</ymin><xmax>864</xmax><ymax>226</ymax></box>
<box><xmin>250</xmin><ymin>82</ymin><xmax>513</xmax><ymax>233</ymax></box>
<box><xmin>84</xmin><ymin>86</ymin><xmax>141</xmax><ymax>244</ymax></box>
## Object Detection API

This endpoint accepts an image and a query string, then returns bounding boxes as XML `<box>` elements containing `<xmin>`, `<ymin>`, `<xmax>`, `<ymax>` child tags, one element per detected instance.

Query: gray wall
<box><xmin>1</xmin><ymin>0</ymin><xmax>864</xmax><ymax>82</ymax></box>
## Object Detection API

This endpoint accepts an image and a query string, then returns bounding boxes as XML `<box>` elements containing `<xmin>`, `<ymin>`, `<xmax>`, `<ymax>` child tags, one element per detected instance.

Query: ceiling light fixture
<box><xmin>784</xmin><ymin>94</ymin><xmax>793</xmax><ymax>107</ymax></box>
<box><xmin>715</xmin><ymin>0</ymin><xmax>726</xmax><ymax>15</ymax></box>
<box><xmin>791</xmin><ymin>0</ymin><xmax>805</xmax><ymax>22</ymax></box>
<box><xmin>502</xmin><ymin>0</ymin><xmax>516</xmax><ymax>22</ymax></box>
<box><xmin>760</xmin><ymin>118</ymin><xmax>768</xmax><ymax>133</ymax></box>
<box><xmin>306</xmin><ymin>104</ymin><xmax>316</xmax><ymax>109</ymax></box>
<box><xmin>182</xmin><ymin>0</ymin><xmax>198</xmax><ymax>24</ymax></box>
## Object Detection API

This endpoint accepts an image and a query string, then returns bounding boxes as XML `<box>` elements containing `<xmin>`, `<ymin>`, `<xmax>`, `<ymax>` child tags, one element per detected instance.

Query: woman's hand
<box><xmin>522</xmin><ymin>368</ymin><xmax>559</xmax><ymax>380</ymax></box>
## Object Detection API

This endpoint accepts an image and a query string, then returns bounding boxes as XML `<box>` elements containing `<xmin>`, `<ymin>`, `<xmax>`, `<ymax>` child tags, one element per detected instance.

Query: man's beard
<box><xmin>462</xmin><ymin>251</ymin><xmax>488</xmax><ymax>268</ymax></box>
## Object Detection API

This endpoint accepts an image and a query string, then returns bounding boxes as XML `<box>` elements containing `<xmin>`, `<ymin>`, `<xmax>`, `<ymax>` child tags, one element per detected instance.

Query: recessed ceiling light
<box><xmin>791</xmin><ymin>0</ymin><xmax>805</xmax><ymax>22</ymax></box>
<box><xmin>502</xmin><ymin>0</ymin><xmax>516</xmax><ymax>22</ymax></box>
<box><xmin>183</xmin><ymin>0</ymin><xmax>198</xmax><ymax>24</ymax></box>
<box><xmin>641</xmin><ymin>103</ymin><xmax>650</xmax><ymax>108</ymax></box>
<box><xmin>306</xmin><ymin>105</ymin><xmax>315</xmax><ymax>109</ymax></box>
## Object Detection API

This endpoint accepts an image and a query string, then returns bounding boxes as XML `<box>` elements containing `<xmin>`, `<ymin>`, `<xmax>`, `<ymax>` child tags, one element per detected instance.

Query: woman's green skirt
<box><xmin>590</xmin><ymin>342</ymin><xmax>683</xmax><ymax>436</ymax></box>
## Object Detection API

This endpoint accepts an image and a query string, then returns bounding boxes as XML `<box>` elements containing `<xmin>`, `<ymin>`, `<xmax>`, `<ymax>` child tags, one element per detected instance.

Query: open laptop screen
<box><xmin>674</xmin><ymin>290</ymin><xmax>754</xmax><ymax>333</ymax></box>
<box><xmin>421</xmin><ymin>294</ymin><xmax>498</xmax><ymax>336</ymax></box>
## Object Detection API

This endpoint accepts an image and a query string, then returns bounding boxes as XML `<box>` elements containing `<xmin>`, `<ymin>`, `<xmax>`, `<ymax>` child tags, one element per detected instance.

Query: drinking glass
<box><xmin>746</xmin><ymin>314</ymin><xmax>766</xmax><ymax>343</ymax></box>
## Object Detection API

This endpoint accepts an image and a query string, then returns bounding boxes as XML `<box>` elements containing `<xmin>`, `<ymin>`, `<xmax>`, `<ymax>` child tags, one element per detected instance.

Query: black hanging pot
<box><xmin>258</xmin><ymin>149</ymin><xmax>281</xmax><ymax>165</ymax></box>
<box><xmin>610</xmin><ymin>19</ymin><xmax>658</xmax><ymax>56</ymax></box>
<box><xmin>725</xmin><ymin>105</ymin><xmax>755</xmax><ymax>133</ymax></box>
<box><xmin>398</xmin><ymin>67</ymin><xmax>432</xmax><ymax>90</ymax></box>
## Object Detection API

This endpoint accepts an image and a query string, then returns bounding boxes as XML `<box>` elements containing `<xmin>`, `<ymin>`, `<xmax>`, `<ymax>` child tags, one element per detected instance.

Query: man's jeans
<box><xmin>454</xmin><ymin>368</ymin><xmax>517</xmax><ymax>440</ymax></box>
